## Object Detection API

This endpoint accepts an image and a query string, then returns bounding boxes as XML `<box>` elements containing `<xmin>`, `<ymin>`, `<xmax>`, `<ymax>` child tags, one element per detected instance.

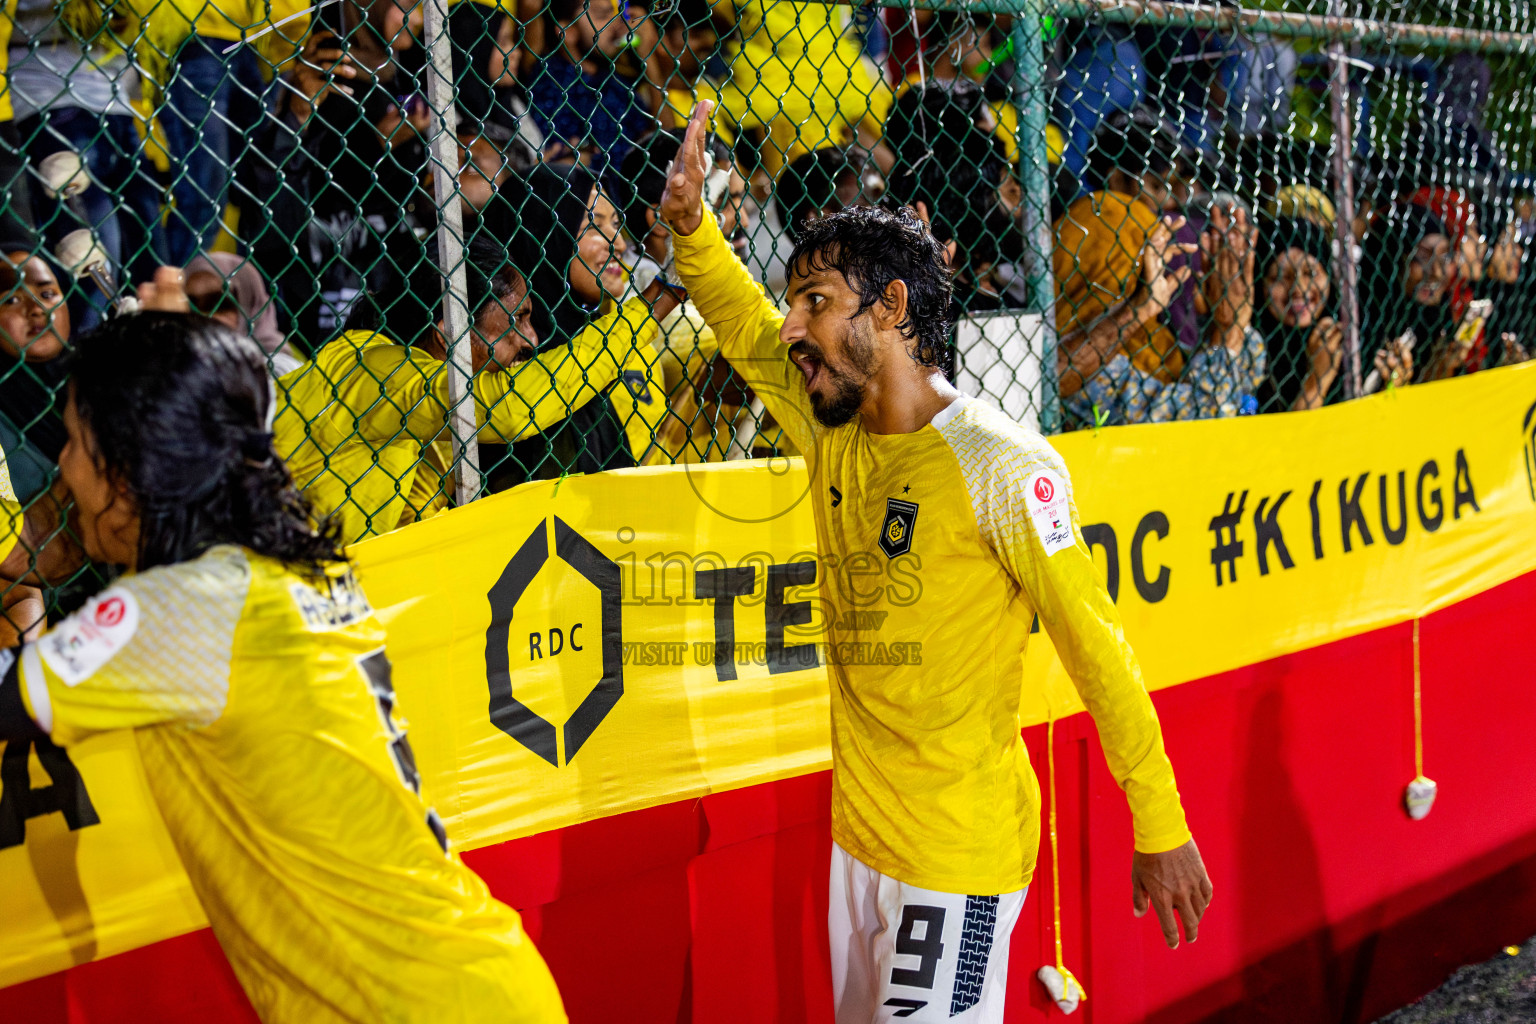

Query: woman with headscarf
<box><xmin>1409</xmin><ymin>186</ymin><xmax>1529</xmax><ymax>371</ymax></box>
<box><xmin>1359</xmin><ymin>204</ymin><xmax>1462</xmax><ymax>382</ymax></box>
<box><xmin>275</xmin><ymin>231</ymin><xmax>678</xmax><ymax>543</ymax></box>
<box><xmin>0</xmin><ymin>250</ymin><xmax>69</xmax><ymax>500</ymax></box>
<box><xmin>185</xmin><ymin>252</ymin><xmax>305</xmax><ymax>377</ymax></box>
<box><xmin>1252</xmin><ymin>213</ymin><xmax>1344</xmax><ymax>412</ymax></box>
<box><xmin>476</xmin><ymin>162</ymin><xmax>672</xmax><ymax>488</ymax></box>
<box><xmin>1053</xmin><ymin>189</ymin><xmax>1185</xmax><ymax>396</ymax></box>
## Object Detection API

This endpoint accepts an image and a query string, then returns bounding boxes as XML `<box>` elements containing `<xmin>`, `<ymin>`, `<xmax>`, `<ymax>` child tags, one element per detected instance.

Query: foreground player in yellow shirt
<box><xmin>0</xmin><ymin>303</ymin><xmax>566</xmax><ymax>1023</ymax></box>
<box><xmin>663</xmin><ymin>103</ymin><xmax>1211</xmax><ymax>1022</ymax></box>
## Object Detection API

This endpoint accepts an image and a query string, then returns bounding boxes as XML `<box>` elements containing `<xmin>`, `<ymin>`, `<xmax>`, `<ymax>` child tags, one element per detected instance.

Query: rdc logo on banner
<box><xmin>484</xmin><ymin>517</ymin><xmax>623</xmax><ymax>767</ymax></box>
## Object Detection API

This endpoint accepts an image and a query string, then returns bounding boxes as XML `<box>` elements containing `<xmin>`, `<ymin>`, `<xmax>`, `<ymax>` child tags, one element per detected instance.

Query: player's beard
<box><xmin>796</xmin><ymin>317</ymin><xmax>879</xmax><ymax>428</ymax></box>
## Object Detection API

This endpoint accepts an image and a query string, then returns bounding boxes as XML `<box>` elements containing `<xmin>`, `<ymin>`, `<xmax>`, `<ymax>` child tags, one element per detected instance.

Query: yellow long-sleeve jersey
<box><xmin>0</xmin><ymin>0</ymin><xmax>17</xmax><ymax>123</ymax></box>
<box><xmin>275</xmin><ymin>299</ymin><xmax>658</xmax><ymax>545</ymax></box>
<box><xmin>6</xmin><ymin>546</ymin><xmax>566</xmax><ymax>1023</ymax></box>
<box><xmin>0</xmin><ymin>450</ymin><xmax>18</xmax><ymax>565</ymax></box>
<box><xmin>674</xmin><ymin>211</ymin><xmax>1190</xmax><ymax>894</ymax></box>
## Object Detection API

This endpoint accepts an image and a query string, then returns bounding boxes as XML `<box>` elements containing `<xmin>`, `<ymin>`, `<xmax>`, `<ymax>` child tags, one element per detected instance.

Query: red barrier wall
<box><xmin>9</xmin><ymin>570</ymin><xmax>1536</xmax><ymax>1023</ymax></box>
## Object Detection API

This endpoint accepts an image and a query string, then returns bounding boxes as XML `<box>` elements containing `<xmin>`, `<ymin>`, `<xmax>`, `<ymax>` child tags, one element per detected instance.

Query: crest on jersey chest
<box><xmin>878</xmin><ymin>498</ymin><xmax>920</xmax><ymax>558</ymax></box>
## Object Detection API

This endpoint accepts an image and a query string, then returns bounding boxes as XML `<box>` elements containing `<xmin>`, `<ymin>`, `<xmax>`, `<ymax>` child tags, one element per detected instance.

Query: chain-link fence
<box><xmin>0</xmin><ymin>0</ymin><xmax>1533</xmax><ymax>624</ymax></box>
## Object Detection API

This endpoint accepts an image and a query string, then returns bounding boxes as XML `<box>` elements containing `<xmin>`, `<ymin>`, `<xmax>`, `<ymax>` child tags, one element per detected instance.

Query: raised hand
<box><xmin>1201</xmin><ymin>203</ymin><xmax>1257</xmax><ymax>333</ymax></box>
<box><xmin>1488</xmin><ymin>224</ymin><xmax>1524</xmax><ymax>285</ymax></box>
<box><xmin>660</xmin><ymin>100</ymin><xmax>714</xmax><ymax>237</ymax></box>
<box><xmin>1306</xmin><ymin>316</ymin><xmax>1344</xmax><ymax>365</ymax></box>
<box><xmin>1132</xmin><ymin>838</ymin><xmax>1214</xmax><ymax>949</ymax></box>
<box><xmin>1375</xmin><ymin>334</ymin><xmax>1414</xmax><ymax>387</ymax></box>
<box><xmin>1137</xmin><ymin>215</ymin><xmax>1197</xmax><ymax>314</ymax></box>
<box><xmin>287</xmin><ymin>31</ymin><xmax>360</xmax><ymax>120</ymax></box>
<box><xmin>136</xmin><ymin>266</ymin><xmax>190</xmax><ymax>313</ymax></box>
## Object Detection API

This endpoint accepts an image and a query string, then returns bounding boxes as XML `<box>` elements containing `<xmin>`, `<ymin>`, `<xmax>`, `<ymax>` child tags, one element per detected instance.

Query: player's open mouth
<box><xmin>789</xmin><ymin>345</ymin><xmax>822</xmax><ymax>389</ymax></box>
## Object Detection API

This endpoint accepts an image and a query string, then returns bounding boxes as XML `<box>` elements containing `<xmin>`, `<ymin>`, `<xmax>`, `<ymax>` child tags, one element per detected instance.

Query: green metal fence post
<box><xmin>1011</xmin><ymin>3</ymin><xmax>1061</xmax><ymax>431</ymax></box>
<box><xmin>422</xmin><ymin>0</ymin><xmax>482</xmax><ymax>504</ymax></box>
<box><xmin>1326</xmin><ymin>9</ymin><xmax>1364</xmax><ymax>399</ymax></box>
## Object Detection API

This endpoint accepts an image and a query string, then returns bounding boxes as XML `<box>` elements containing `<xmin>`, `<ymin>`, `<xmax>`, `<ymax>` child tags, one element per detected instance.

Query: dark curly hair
<box><xmin>345</xmin><ymin>235</ymin><xmax>523</xmax><ymax>349</ymax></box>
<box><xmin>787</xmin><ymin>203</ymin><xmax>953</xmax><ymax>368</ymax></box>
<box><xmin>1088</xmin><ymin>106</ymin><xmax>1187</xmax><ymax>192</ymax></box>
<box><xmin>66</xmin><ymin>312</ymin><xmax>343</xmax><ymax>574</ymax></box>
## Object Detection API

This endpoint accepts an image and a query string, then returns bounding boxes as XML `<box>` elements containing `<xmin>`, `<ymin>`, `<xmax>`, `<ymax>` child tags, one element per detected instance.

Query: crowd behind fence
<box><xmin>0</xmin><ymin>0</ymin><xmax>1534</xmax><ymax>615</ymax></box>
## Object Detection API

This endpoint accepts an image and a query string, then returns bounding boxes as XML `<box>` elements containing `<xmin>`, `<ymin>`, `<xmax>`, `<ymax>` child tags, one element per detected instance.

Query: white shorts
<box><xmin>829</xmin><ymin>843</ymin><xmax>1027</xmax><ymax>1023</ymax></box>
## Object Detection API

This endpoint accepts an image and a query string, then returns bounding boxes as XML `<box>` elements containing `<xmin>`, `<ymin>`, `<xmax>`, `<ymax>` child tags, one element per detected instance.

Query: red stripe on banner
<box><xmin>7</xmin><ymin>570</ymin><xmax>1536</xmax><ymax>1023</ymax></box>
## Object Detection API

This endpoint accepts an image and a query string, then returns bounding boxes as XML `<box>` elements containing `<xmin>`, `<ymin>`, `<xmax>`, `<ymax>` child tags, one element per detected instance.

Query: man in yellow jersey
<box><xmin>0</xmin><ymin>296</ymin><xmax>566</xmax><ymax>1023</ymax></box>
<box><xmin>663</xmin><ymin>103</ymin><xmax>1211</xmax><ymax>1021</ymax></box>
<box><xmin>276</xmin><ymin>237</ymin><xmax>680</xmax><ymax>544</ymax></box>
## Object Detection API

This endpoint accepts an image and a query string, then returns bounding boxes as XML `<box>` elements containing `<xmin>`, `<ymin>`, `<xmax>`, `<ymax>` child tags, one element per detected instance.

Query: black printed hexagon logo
<box><xmin>1523</xmin><ymin>398</ymin><xmax>1536</xmax><ymax>503</ymax></box>
<box><xmin>485</xmin><ymin>516</ymin><xmax>623</xmax><ymax>767</ymax></box>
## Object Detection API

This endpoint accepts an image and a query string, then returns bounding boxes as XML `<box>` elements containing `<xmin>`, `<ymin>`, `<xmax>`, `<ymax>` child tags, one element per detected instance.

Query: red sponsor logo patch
<box><xmin>94</xmin><ymin>596</ymin><xmax>126</xmax><ymax>628</ymax></box>
<box><xmin>1033</xmin><ymin>475</ymin><xmax>1055</xmax><ymax>504</ymax></box>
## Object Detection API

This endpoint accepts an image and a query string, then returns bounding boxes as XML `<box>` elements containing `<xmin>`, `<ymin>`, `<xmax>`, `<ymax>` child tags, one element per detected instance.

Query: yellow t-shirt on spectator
<box><xmin>720</xmin><ymin>0</ymin><xmax>892</xmax><ymax>178</ymax></box>
<box><xmin>606</xmin><ymin>334</ymin><xmax>670</xmax><ymax>464</ymax></box>
<box><xmin>0</xmin><ymin>0</ymin><xmax>19</xmax><ymax>122</ymax></box>
<box><xmin>131</xmin><ymin>0</ymin><xmax>255</xmax><ymax>51</ymax></box>
<box><xmin>0</xmin><ymin>448</ymin><xmax>19</xmax><ymax>566</ymax></box>
<box><xmin>275</xmin><ymin>299</ymin><xmax>659</xmax><ymax>544</ymax></box>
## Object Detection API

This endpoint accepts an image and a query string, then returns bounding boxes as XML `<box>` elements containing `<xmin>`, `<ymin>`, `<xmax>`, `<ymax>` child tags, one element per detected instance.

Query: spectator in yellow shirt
<box><xmin>718</xmin><ymin>0</ymin><xmax>893</xmax><ymax>179</ymax></box>
<box><xmin>275</xmin><ymin>236</ymin><xmax>678</xmax><ymax>543</ymax></box>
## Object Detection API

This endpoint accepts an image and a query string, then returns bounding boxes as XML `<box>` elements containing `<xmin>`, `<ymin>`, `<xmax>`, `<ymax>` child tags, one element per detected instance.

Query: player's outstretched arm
<box><xmin>970</xmin><ymin>437</ymin><xmax>1211</xmax><ymax>948</ymax></box>
<box><xmin>469</xmin><ymin>295</ymin><xmax>663</xmax><ymax>444</ymax></box>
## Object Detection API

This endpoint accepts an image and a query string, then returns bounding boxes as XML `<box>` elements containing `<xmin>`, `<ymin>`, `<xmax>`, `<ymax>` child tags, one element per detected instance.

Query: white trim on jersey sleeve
<box><xmin>929</xmin><ymin>395</ymin><xmax>969</xmax><ymax>431</ymax></box>
<box><xmin>35</xmin><ymin>547</ymin><xmax>250</xmax><ymax>738</ymax></box>
<box><xmin>96</xmin><ymin>548</ymin><xmax>249</xmax><ymax>726</ymax></box>
<box><xmin>22</xmin><ymin>643</ymin><xmax>52</xmax><ymax>733</ymax></box>
<box><xmin>935</xmin><ymin>400</ymin><xmax>1074</xmax><ymax>561</ymax></box>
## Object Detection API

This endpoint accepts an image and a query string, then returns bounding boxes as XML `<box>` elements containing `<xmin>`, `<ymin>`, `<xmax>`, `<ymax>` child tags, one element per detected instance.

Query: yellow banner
<box><xmin>3</xmin><ymin>364</ymin><xmax>1534</xmax><ymax>988</ymax></box>
<box><xmin>1025</xmin><ymin>362</ymin><xmax>1536</xmax><ymax>719</ymax></box>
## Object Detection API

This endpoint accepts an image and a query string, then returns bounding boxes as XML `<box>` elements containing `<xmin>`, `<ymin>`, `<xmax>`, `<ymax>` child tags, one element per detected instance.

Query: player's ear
<box><xmin>873</xmin><ymin>279</ymin><xmax>909</xmax><ymax>334</ymax></box>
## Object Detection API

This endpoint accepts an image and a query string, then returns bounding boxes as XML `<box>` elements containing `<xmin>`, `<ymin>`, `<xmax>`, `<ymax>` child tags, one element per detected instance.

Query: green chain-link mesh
<box><xmin>0</xmin><ymin>0</ymin><xmax>1532</xmax><ymax>629</ymax></box>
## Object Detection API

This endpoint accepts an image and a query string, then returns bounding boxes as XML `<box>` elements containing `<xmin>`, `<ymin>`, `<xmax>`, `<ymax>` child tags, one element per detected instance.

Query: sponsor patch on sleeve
<box><xmin>39</xmin><ymin>587</ymin><xmax>141</xmax><ymax>686</ymax></box>
<box><xmin>1024</xmin><ymin>469</ymin><xmax>1075</xmax><ymax>557</ymax></box>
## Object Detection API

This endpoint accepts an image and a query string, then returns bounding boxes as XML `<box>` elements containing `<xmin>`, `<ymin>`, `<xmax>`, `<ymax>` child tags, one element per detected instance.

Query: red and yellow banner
<box><xmin>3</xmin><ymin>363</ymin><xmax>1534</xmax><ymax>989</ymax></box>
